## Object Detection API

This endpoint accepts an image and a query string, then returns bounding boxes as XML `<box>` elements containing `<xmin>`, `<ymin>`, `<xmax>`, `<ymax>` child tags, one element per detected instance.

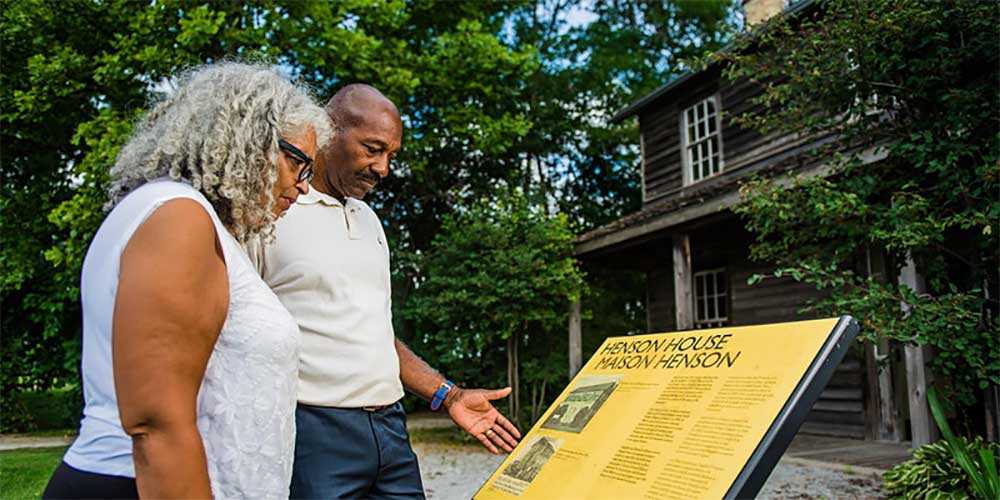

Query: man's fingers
<box><xmin>476</xmin><ymin>432</ymin><xmax>500</xmax><ymax>454</ymax></box>
<box><xmin>487</xmin><ymin>387</ymin><xmax>512</xmax><ymax>400</ymax></box>
<box><xmin>492</xmin><ymin>425</ymin><xmax>519</xmax><ymax>449</ymax></box>
<box><xmin>496</xmin><ymin>414</ymin><xmax>521</xmax><ymax>439</ymax></box>
<box><xmin>487</xmin><ymin>429</ymin><xmax>513</xmax><ymax>453</ymax></box>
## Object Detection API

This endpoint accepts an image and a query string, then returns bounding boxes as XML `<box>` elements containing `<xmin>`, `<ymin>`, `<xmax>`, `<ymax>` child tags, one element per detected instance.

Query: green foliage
<box><xmin>1</xmin><ymin>0</ymin><xmax>537</xmax><ymax>429</ymax></box>
<box><xmin>926</xmin><ymin>387</ymin><xmax>1000</xmax><ymax>499</ymax></box>
<box><xmin>509</xmin><ymin>0</ymin><xmax>737</xmax><ymax>232</ymax></box>
<box><xmin>725</xmin><ymin>0</ymin><xmax>999</xmax><ymax>408</ymax></box>
<box><xmin>883</xmin><ymin>388</ymin><xmax>1000</xmax><ymax>499</ymax></box>
<box><xmin>1</xmin><ymin>390</ymin><xmax>80</xmax><ymax>433</ymax></box>
<box><xmin>2</xmin><ymin>0</ymin><xmax>738</xmax><ymax>429</ymax></box>
<box><xmin>883</xmin><ymin>438</ymin><xmax>997</xmax><ymax>500</ymax></box>
<box><xmin>403</xmin><ymin>192</ymin><xmax>584</xmax><ymax>422</ymax></box>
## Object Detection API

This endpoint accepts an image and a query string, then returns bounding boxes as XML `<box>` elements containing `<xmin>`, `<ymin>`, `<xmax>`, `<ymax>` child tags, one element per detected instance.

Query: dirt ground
<box><xmin>412</xmin><ymin>442</ymin><xmax>884</xmax><ymax>499</ymax></box>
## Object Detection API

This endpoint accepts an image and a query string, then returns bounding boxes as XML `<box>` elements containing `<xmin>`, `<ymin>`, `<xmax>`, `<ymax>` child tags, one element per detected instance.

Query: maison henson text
<box><xmin>594</xmin><ymin>334</ymin><xmax>741</xmax><ymax>370</ymax></box>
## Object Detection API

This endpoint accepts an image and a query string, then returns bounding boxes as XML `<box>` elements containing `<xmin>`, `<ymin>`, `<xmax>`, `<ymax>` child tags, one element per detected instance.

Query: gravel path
<box><xmin>412</xmin><ymin>442</ymin><xmax>884</xmax><ymax>499</ymax></box>
<box><xmin>0</xmin><ymin>424</ymin><xmax>886</xmax><ymax>498</ymax></box>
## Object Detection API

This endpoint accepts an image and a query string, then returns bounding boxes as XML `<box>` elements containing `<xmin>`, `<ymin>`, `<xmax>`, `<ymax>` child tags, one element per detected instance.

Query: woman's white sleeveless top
<box><xmin>63</xmin><ymin>179</ymin><xmax>300</xmax><ymax>499</ymax></box>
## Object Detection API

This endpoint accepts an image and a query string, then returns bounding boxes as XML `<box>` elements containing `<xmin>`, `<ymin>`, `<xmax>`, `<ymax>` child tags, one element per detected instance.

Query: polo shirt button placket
<box><xmin>345</xmin><ymin>204</ymin><xmax>361</xmax><ymax>240</ymax></box>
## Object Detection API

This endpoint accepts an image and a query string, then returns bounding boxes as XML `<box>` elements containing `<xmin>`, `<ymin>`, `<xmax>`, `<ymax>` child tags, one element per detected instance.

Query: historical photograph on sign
<box><xmin>542</xmin><ymin>375</ymin><xmax>621</xmax><ymax>433</ymax></box>
<box><xmin>494</xmin><ymin>435</ymin><xmax>564</xmax><ymax>495</ymax></box>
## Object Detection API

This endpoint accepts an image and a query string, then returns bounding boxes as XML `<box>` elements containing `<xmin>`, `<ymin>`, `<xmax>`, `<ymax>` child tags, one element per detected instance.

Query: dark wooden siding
<box><xmin>637</xmin><ymin>74</ymin><xmax>832</xmax><ymax>207</ymax></box>
<box><xmin>729</xmin><ymin>265</ymin><xmax>827</xmax><ymax>325</ymax></box>
<box><xmin>639</xmin><ymin>107</ymin><xmax>683</xmax><ymax>200</ymax></box>
<box><xmin>646</xmin><ymin>267</ymin><xmax>676</xmax><ymax>333</ymax></box>
<box><xmin>638</xmin><ymin>72</ymin><xmax>720</xmax><ymax>203</ymax></box>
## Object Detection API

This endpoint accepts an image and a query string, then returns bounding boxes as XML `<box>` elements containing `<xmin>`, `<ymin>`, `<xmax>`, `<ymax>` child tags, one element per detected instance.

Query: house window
<box><xmin>681</xmin><ymin>96</ymin><xmax>723</xmax><ymax>184</ymax></box>
<box><xmin>694</xmin><ymin>268</ymin><xmax>728</xmax><ymax>328</ymax></box>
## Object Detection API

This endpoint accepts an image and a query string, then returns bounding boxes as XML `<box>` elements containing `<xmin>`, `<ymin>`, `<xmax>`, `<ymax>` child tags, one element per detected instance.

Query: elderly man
<box><xmin>247</xmin><ymin>84</ymin><xmax>520</xmax><ymax>499</ymax></box>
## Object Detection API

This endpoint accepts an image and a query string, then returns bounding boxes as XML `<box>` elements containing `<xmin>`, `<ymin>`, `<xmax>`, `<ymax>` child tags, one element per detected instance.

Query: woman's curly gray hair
<box><xmin>108</xmin><ymin>62</ymin><xmax>333</xmax><ymax>242</ymax></box>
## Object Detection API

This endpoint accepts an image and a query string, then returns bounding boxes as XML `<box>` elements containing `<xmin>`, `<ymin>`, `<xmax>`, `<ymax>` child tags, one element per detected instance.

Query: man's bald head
<box><xmin>325</xmin><ymin>84</ymin><xmax>400</xmax><ymax>133</ymax></box>
<box><xmin>315</xmin><ymin>84</ymin><xmax>403</xmax><ymax>201</ymax></box>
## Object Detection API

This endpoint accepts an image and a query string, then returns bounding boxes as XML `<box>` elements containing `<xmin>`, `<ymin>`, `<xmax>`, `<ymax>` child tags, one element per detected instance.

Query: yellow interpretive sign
<box><xmin>474</xmin><ymin>317</ymin><xmax>859</xmax><ymax>500</ymax></box>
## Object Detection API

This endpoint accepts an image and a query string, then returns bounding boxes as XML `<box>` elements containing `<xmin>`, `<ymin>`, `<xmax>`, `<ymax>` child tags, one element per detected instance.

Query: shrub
<box><xmin>883</xmin><ymin>437</ymin><xmax>997</xmax><ymax>499</ymax></box>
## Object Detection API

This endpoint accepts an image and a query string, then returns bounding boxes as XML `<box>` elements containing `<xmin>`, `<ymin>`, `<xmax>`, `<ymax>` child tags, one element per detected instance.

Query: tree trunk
<box><xmin>530</xmin><ymin>379</ymin><xmax>548</xmax><ymax>423</ymax></box>
<box><xmin>507</xmin><ymin>335</ymin><xmax>521</xmax><ymax>423</ymax></box>
<box><xmin>507</xmin><ymin>334</ymin><xmax>520</xmax><ymax>424</ymax></box>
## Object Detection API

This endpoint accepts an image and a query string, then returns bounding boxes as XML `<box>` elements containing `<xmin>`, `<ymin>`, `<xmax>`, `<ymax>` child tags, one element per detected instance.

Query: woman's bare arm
<box><xmin>113</xmin><ymin>199</ymin><xmax>228</xmax><ymax>498</ymax></box>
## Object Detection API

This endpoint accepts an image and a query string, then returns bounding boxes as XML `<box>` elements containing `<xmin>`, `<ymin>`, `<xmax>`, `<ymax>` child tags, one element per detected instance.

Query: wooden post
<box><xmin>568</xmin><ymin>299</ymin><xmax>582</xmax><ymax>379</ymax></box>
<box><xmin>673</xmin><ymin>234</ymin><xmax>693</xmax><ymax>330</ymax></box>
<box><xmin>864</xmin><ymin>248</ymin><xmax>901</xmax><ymax>441</ymax></box>
<box><xmin>899</xmin><ymin>253</ymin><xmax>937</xmax><ymax>446</ymax></box>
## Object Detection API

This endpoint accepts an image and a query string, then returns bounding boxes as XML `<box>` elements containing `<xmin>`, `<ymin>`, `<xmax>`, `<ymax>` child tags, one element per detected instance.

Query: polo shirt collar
<box><xmin>298</xmin><ymin>187</ymin><xmax>347</xmax><ymax>207</ymax></box>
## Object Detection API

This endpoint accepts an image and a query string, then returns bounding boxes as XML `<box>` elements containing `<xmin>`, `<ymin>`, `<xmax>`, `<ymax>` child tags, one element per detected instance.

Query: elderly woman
<box><xmin>42</xmin><ymin>62</ymin><xmax>332</xmax><ymax>499</ymax></box>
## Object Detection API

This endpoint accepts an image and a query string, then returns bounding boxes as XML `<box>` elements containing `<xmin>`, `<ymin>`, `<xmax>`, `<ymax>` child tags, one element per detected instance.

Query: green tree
<box><xmin>506</xmin><ymin>0</ymin><xmax>737</xmax><ymax>232</ymax></box>
<box><xmin>1</xmin><ymin>0</ymin><xmax>740</xmax><ymax>430</ymax></box>
<box><xmin>722</xmin><ymin>0</ymin><xmax>999</xmax><ymax>416</ymax></box>
<box><xmin>403</xmin><ymin>192</ymin><xmax>585</xmax><ymax>423</ymax></box>
<box><xmin>1</xmin><ymin>0</ymin><xmax>537</xmax><ymax>430</ymax></box>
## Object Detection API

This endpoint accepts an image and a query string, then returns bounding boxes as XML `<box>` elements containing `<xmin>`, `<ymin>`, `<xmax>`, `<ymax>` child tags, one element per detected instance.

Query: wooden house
<box><xmin>567</xmin><ymin>0</ymin><xmax>931</xmax><ymax>444</ymax></box>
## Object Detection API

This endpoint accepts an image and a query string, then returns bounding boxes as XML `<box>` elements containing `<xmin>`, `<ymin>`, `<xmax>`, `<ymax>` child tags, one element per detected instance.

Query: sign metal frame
<box><xmin>725</xmin><ymin>315</ymin><xmax>859</xmax><ymax>499</ymax></box>
<box><xmin>474</xmin><ymin>315</ymin><xmax>861</xmax><ymax>500</ymax></box>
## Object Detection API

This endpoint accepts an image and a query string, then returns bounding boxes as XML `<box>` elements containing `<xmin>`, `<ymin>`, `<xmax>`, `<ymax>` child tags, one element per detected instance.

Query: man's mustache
<box><xmin>359</xmin><ymin>171</ymin><xmax>380</xmax><ymax>186</ymax></box>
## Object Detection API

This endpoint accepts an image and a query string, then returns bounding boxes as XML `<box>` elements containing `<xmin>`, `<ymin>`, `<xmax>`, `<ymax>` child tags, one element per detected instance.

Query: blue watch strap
<box><xmin>430</xmin><ymin>380</ymin><xmax>455</xmax><ymax>411</ymax></box>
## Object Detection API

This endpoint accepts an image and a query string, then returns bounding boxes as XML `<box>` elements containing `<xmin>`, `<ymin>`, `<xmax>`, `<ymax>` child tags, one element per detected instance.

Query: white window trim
<box><xmin>679</xmin><ymin>94</ymin><xmax>725</xmax><ymax>186</ymax></box>
<box><xmin>693</xmin><ymin>267</ymin><xmax>728</xmax><ymax>328</ymax></box>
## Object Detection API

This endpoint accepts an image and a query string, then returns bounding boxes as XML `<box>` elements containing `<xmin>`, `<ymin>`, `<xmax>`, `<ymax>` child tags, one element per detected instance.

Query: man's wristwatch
<box><xmin>430</xmin><ymin>380</ymin><xmax>455</xmax><ymax>411</ymax></box>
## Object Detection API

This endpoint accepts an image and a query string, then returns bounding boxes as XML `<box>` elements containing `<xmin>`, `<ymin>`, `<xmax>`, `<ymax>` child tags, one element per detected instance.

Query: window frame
<box><xmin>693</xmin><ymin>267</ymin><xmax>729</xmax><ymax>328</ymax></box>
<box><xmin>679</xmin><ymin>94</ymin><xmax>725</xmax><ymax>186</ymax></box>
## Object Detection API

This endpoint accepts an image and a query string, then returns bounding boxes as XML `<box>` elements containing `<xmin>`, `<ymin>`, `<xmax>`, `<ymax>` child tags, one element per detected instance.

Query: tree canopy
<box><xmin>1</xmin><ymin>0</ymin><xmax>736</xmax><ymax>430</ymax></box>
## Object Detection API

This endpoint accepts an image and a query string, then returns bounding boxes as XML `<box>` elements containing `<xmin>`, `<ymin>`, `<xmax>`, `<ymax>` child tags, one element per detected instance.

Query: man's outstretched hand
<box><xmin>445</xmin><ymin>387</ymin><xmax>521</xmax><ymax>454</ymax></box>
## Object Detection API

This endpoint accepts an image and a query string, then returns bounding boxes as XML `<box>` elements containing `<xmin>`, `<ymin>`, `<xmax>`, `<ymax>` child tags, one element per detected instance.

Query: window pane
<box><xmin>697</xmin><ymin>295</ymin><xmax>706</xmax><ymax>320</ymax></box>
<box><xmin>702</xmin><ymin>159</ymin><xmax>710</xmax><ymax>179</ymax></box>
<box><xmin>717</xmin><ymin>273</ymin><xmax>727</xmax><ymax>294</ymax></box>
<box><xmin>687</xmin><ymin>108</ymin><xmax>695</xmax><ymax>125</ymax></box>
<box><xmin>708</xmin><ymin>114</ymin><xmax>717</xmax><ymax>134</ymax></box>
<box><xmin>688</xmin><ymin>125</ymin><xmax>695</xmax><ymax>142</ymax></box>
<box><xmin>706</xmin><ymin>99</ymin><xmax>715</xmax><ymax>115</ymax></box>
<box><xmin>707</xmin><ymin>296</ymin><xmax>716</xmax><ymax>319</ymax></box>
<box><xmin>698</xmin><ymin>120</ymin><xmax>706</xmax><ymax>138</ymax></box>
<box><xmin>718</xmin><ymin>297</ymin><xmax>727</xmax><ymax>318</ymax></box>
<box><xmin>706</xmin><ymin>273</ymin><xmax>715</xmax><ymax>296</ymax></box>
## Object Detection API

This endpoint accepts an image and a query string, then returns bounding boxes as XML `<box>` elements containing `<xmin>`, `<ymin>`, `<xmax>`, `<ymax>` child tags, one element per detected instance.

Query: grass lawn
<box><xmin>0</xmin><ymin>446</ymin><xmax>64</xmax><ymax>499</ymax></box>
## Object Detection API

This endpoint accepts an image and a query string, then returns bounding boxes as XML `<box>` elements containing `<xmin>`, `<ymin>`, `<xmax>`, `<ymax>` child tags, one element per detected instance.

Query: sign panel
<box><xmin>475</xmin><ymin>317</ymin><xmax>859</xmax><ymax>500</ymax></box>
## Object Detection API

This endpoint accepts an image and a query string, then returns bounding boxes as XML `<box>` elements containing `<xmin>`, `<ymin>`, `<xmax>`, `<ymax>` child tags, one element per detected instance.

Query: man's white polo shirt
<box><xmin>246</xmin><ymin>188</ymin><xmax>403</xmax><ymax>407</ymax></box>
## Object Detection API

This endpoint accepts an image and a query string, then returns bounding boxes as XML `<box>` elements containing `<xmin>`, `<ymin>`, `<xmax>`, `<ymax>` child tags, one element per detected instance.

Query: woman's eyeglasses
<box><xmin>278</xmin><ymin>138</ymin><xmax>314</xmax><ymax>184</ymax></box>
